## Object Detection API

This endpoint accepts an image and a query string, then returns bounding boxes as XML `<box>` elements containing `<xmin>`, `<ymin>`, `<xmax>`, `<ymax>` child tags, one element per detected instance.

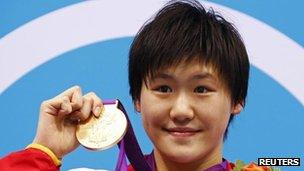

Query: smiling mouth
<box><xmin>163</xmin><ymin>127</ymin><xmax>201</xmax><ymax>137</ymax></box>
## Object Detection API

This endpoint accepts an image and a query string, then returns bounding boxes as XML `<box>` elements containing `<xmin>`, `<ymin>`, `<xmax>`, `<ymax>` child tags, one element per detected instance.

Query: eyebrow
<box><xmin>152</xmin><ymin>73</ymin><xmax>174</xmax><ymax>80</ymax></box>
<box><xmin>152</xmin><ymin>72</ymin><xmax>216</xmax><ymax>80</ymax></box>
<box><xmin>191</xmin><ymin>73</ymin><xmax>215</xmax><ymax>80</ymax></box>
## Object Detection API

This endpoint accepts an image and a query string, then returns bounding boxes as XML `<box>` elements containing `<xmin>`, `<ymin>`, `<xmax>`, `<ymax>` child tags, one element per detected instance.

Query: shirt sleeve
<box><xmin>0</xmin><ymin>148</ymin><xmax>60</xmax><ymax>171</ymax></box>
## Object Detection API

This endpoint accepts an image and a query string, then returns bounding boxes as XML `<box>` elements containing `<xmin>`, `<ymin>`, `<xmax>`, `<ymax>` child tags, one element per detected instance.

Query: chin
<box><xmin>162</xmin><ymin>147</ymin><xmax>203</xmax><ymax>163</ymax></box>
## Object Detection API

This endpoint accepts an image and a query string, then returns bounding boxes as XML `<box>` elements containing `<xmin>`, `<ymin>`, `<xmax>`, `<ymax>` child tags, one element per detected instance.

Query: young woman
<box><xmin>0</xmin><ymin>1</ymin><xmax>250</xmax><ymax>170</ymax></box>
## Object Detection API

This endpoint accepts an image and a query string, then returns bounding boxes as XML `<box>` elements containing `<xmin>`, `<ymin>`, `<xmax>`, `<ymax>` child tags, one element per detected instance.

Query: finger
<box><xmin>55</xmin><ymin>86</ymin><xmax>83</xmax><ymax>110</ymax></box>
<box><xmin>42</xmin><ymin>96</ymin><xmax>72</xmax><ymax>116</ymax></box>
<box><xmin>58</xmin><ymin>96</ymin><xmax>73</xmax><ymax>116</ymax></box>
<box><xmin>70</xmin><ymin>86</ymin><xmax>83</xmax><ymax>111</ymax></box>
<box><xmin>89</xmin><ymin>92</ymin><xmax>103</xmax><ymax>117</ymax></box>
<box><xmin>71</xmin><ymin>96</ymin><xmax>93</xmax><ymax>121</ymax></box>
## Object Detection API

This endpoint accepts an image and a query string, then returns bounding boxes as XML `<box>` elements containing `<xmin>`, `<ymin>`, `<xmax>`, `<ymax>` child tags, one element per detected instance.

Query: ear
<box><xmin>231</xmin><ymin>102</ymin><xmax>243</xmax><ymax>115</ymax></box>
<box><xmin>134</xmin><ymin>100</ymin><xmax>141</xmax><ymax>113</ymax></box>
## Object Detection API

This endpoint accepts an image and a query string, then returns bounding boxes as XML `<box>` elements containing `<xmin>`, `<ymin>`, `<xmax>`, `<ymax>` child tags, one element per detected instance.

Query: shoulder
<box><xmin>127</xmin><ymin>164</ymin><xmax>135</xmax><ymax>171</ymax></box>
<box><xmin>68</xmin><ymin>168</ymin><xmax>109</xmax><ymax>171</ymax></box>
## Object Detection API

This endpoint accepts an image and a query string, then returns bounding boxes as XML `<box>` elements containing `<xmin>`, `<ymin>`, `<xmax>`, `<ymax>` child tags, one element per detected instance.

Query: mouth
<box><xmin>163</xmin><ymin>127</ymin><xmax>201</xmax><ymax>137</ymax></box>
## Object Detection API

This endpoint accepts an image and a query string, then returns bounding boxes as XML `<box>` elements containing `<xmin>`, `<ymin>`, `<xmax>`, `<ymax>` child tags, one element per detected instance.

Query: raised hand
<box><xmin>33</xmin><ymin>86</ymin><xmax>103</xmax><ymax>158</ymax></box>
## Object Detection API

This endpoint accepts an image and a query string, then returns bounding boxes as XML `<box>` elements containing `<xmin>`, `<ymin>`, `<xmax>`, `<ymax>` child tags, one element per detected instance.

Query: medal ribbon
<box><xmin>102</xmin><ymin>100</ymin><xmax>153</xmax><ymax>171</ymax></box>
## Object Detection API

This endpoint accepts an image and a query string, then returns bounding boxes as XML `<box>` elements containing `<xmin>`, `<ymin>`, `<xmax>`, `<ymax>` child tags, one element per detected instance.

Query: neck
<box><xmin>153</xmin><ymin>146</ymin><xmax>223</xmax><ymax>171</ymax></box>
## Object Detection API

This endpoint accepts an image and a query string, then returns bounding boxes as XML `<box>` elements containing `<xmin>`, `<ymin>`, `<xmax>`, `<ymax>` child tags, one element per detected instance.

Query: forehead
<box><xmin>151</xmin><ymin>60</ymin><xmax>220</xmax><ymax>80</ymax></box>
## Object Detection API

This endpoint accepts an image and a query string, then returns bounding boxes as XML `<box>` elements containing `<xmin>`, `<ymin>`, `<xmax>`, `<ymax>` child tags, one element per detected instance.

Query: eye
<box><xmin>154</xmin><ymin>85</ymin><xmax>172</xmax><ymax>93</ymax></box>
<box><xmin>194</xmin><ymin>86</ymin><xmax>208</xmax><ymax>93</ymax></box>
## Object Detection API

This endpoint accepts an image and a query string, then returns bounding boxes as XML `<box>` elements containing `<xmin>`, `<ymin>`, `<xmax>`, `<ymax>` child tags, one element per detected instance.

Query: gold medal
<box><xmin>76</xmin><ymin>100</ymin><xmax>127</xmax><ymax>150</ymax></box>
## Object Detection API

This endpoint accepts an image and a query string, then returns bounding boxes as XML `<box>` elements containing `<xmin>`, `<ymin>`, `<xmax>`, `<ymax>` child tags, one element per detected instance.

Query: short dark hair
<box><xmin>128</xmin><ymin>0</ymin><xmax>250</xmax><ymax>139</ymax></box>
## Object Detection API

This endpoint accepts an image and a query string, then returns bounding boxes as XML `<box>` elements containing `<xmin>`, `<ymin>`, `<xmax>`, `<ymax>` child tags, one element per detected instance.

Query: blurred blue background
<box><xmin>0</xmin><ymin>1</ymin><xmax>303</xmax><ymax>170</ymax></box>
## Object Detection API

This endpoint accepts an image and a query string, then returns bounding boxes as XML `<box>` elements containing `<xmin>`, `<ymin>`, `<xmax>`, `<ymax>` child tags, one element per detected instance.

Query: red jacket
<box><xmin>1</xmin><ymin>147</ymin><xmax>236</xmax><ymax>171</ymax></box>
<box><xmin>0</xmin><ymin>148</ymin><xmax>59</xmax><ymax>171</ymax></box>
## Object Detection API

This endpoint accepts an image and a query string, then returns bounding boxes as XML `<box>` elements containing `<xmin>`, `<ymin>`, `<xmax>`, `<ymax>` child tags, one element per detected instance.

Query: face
<box><xmin>135</xmin><ymin>61</ymin><xmax>243</xmax><ymax>168</ymax></box>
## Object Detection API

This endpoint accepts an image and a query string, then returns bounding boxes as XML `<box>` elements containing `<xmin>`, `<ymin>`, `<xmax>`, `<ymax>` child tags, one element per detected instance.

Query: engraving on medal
<box><xmin>76</xmin><ymin>100</ymin><xmax>127</xmax><ymax>150</ymax></box>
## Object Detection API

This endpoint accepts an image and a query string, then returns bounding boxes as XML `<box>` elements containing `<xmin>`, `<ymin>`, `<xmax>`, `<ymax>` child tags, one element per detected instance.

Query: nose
<box><xmin>169</xmin><ymin>92</ymin><xmax>194</xmax><ymax>124</ymax></box>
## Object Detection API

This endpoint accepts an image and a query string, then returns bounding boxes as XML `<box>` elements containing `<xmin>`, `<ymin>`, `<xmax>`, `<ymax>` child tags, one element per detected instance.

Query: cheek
<box><xmin>140</xmin><ymin>107</ymin><xmax>165</xmax><ymax>145</ymax></box>
<box><xmin>141</xmin><ymin>111</ymin><xmax>152</xmax><ymax>131</ymax></box>
<box><xmin>140</xmin><ymin>102</ymin><xmax>169</xmax><ymax>144</ymax></box>
<box><xmin>140</xmin><ymin>91</ymin><xmax>168</xmax><ymax>128</ymax></box>
<box><xmin>197</xmin><ymin>98</ymin><xmax>232</xmax><ymax>133</ymax></box>
<box><xmin>141</xmin><ymin>106</ymin><xmax>164</xmax><ymax>129</ymax></box>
